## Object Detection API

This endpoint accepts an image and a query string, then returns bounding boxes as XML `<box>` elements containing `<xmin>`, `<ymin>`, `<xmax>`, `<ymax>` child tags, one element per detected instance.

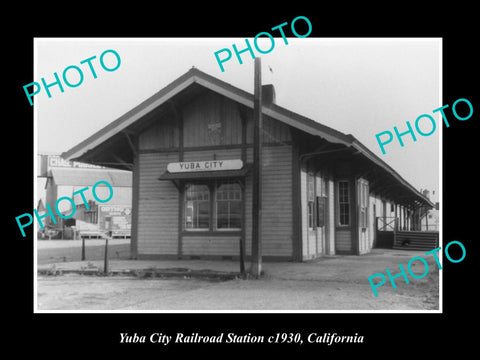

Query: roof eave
<box><xmin>63</xmin><ymin>68</ymin><xmax>351</xmax><ymax>162</ymax></box>
<box><xmin>61</xmin><ymin>67</ymin><xmax>432</xmax><ymax>208</ymax></box>
<box><xmin>350</xmin><ymin>139</ymin><xmax>434</xmax><ymax>208</ymax></box>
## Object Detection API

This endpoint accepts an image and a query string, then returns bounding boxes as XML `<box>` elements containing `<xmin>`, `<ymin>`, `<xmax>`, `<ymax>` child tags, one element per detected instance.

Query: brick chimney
<box><xmin>422</xmin><ymin>189</ymin><xmax>430</xmax><ymax>199</ymax></box>
<box><xmin>262</xmin><ymin>84</ymin><xmax>276</xmax><ymax>106</ymax></box>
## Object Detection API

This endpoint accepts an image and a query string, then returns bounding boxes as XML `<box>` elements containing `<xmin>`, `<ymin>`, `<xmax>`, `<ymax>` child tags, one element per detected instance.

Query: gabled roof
<box><xmin>62</xmin><ymin>67</ymin><xmax>433</xmax><ymax>208</ymax></box>
<box><xmin>49</xmin><ymin>167</ymin><xmax>132</xmax><ymax>187</ymax></box>
<box><xmin>62</xmin><ymin>67</ymin><xmax>352</xmax><ymax>161</ymax></box>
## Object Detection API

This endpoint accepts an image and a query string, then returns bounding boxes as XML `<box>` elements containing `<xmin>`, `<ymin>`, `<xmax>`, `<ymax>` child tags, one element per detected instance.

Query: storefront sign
<box><xmin>99</xmin><ymin>205</ymin><xmax>132</xmax><ymax>231</ymax></box>
<box><xmin>38</xmin><ymin>154</ymin><xmax>105</xmax><ymax>177</ymax></box>
<box><xmin>48</xmin><ymin>155</ymin><xmax>104</xmax><ymax>170</ymax></box>
<box><xmin>167</xmin><ymin>159</ymin><xmax>243</xmax><ymax>173</ymax></box>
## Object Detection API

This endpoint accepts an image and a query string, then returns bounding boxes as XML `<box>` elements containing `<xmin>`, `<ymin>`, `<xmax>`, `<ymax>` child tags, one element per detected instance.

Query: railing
<box><xmin>377</xmin><ymin>216</ymin><xmax>439</xmax><ymax>233</ymax></box>
<box><xmin>421</xmin><ymin>224</ymin><xmax>439</xmax><ymax>231</ymax></box>
<box><xmin>375</xmin><ymin>217</ymin><xmax>439</xmax><ymax>250</ymax></box>
<box><xmin>376</xmin><ymin>217</ymin><xmax>396</xmax><ymax>231</ymax></box>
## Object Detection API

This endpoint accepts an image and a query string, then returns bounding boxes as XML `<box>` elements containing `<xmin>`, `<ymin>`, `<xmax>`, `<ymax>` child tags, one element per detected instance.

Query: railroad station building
<box><xmin>62</xmin><ymin>68</ymin><xmax>434</xmax><ymax>261</ymax></box>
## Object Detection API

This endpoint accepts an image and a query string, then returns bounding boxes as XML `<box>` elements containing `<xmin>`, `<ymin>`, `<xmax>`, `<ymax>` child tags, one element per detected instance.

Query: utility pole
<box><xmin>251</xmin><ymin>57</ymin><xmax>263</xmax><ymax>278</ymax></box>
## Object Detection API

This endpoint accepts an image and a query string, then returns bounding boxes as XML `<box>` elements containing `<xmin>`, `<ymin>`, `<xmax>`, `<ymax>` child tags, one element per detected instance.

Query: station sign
<box><xmin>167</xmin><ymin>159</ymin><xmax>243</xmax><ymax>173</ymax></box>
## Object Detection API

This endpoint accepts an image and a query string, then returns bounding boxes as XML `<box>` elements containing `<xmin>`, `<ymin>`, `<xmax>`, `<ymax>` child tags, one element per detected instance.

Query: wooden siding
<box><xmin>137</xmin><ymin>152</ymin><xmax>178</xmax><ymax>255</ymax></box>
<box><xmin>183</xmin><ymin>91</ymin><xmax>243</xmax><ymax>147</ymax></box>
<box><xmin>335</xmin><ymin>229</ymin><xmax>352</xmax><ymax>253</ymax></box>
<box><xmin>245</xmin><ymin>145</ymin><xmax>293</xmax><ymax>258</ymax></box>
<box><xmin>135</xmin><ymin>94</ymin><xmax>294</xmax><ymax>258</ymax></box>
<box><xmin>138</xmin><ymin>115</ymin><xmax>179</xmax><ymax>150</ymax></box>
<box><xmin>246</xmin><ymin>112</ymin><xmax>292</xmax><ymax>145</ymax></box>
<box><xmin>183</xmin><ymin>148</ymin><xmax>242</xmax><ymax>162</ymax></box>
<box><xmin>261</xmin><ymin>145</ymin><xmax>293</xmax><ymax>256</ymax></box>
<box><xmin>182</xmin><ymin>236</ymin><xmax>241</xmax><ymax>256</ymax></box>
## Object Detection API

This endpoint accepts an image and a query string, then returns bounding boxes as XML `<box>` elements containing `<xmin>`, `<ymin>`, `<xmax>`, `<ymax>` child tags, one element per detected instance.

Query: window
<box><xmin>338</xmin><ymin>181</ymin><xmax>350</xmax><ymax>226</ymax></box>
<box><xmin>184</xmin><ymin>181</ymin><xmax>243</xmax><ymax>231</ymax></box>
<box><xmin>185</xmin><ymin>184</ymin><xmax>210</xmax><ymax>230</ymax></box>
<box><xmin>216</xmin><ymin>181</ymin><xmax>242</xmax><ymax>230</ymax></box>
<box><xmin>307</xmin><ymin>173</ymin><xmax>315</xmax><ymax>229</ymax></box>
<box><xmin>358</xmin><ymin>180</ymin><xmax>369</xmax><ymax>229</ymax></box>
<box><xmin>316</xmin><ymin>196</ymin><xmax>326</xmax><ymax>227</ymax></box>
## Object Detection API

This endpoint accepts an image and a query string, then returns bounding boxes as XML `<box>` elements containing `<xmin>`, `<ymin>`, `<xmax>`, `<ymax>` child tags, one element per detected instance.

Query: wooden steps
<box><xmin>392</xmin><ymin>231</ymin><xmax>439</xmax><ymax>251</ymax></box>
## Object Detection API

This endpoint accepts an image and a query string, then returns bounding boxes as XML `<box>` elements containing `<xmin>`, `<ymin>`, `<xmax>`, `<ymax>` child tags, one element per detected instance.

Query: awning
<box><xmin>158</xmin><ymin>163</ymin><xmax>252</xmax><ymax>188</ymax></box>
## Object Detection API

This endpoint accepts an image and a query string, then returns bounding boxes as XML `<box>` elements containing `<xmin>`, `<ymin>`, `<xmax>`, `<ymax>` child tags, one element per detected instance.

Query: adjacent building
<box><xmin>420</xmin><ymin>189</ymin><xmax>440</xmax><ymax>231</ymax></box>
<box><xmin>37</xmin><ymin>154</ymin><xmax>132</xmax><ymax>238</ymax></box>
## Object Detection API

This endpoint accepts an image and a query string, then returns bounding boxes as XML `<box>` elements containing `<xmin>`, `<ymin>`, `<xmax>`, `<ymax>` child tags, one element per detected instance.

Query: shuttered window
<box><xmin>307</xmin><ymin>173</ymin><xmax>315</xmax><ymax>229</ymax></box>
<box><xmin>315</xmin><ymin>174</ymin><xmax>327</xmax><ymax>228</ymax></box>
<box><xmin>358</xmin><ymin>179</ymin><xmax>369</xmax><ymax>229</ymax></box>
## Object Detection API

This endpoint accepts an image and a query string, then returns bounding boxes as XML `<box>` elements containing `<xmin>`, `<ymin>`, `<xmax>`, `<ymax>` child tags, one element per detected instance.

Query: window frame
<box><xmin>182</xmin><ymin>180</ymin><xmax>243</xmax><ymax>233</ymax></box>
<box><xmin>358</xmin><ymin>179</ymin><xmax>369</xmax><ymax>229</ymax></box>
<box><xmin>314</xmin><ymin>172</ymin><xmax>327</xmax><ymax>229</ymax></box>
<box><xmin>215</xmin><ymin>181</ymin><xmax>242</xmax><ymax>231</ymax></box>
<box><xmin>337</xmin><ymin>180</ymin><xmax>350</xmax><ymax>227</ymax></box>
<box><xmin>184</xmin><ymin>183</ymin><xmax>211</xmax><ymax>231</ymax></box>
<box><xmin>307</xmin><ymin>173</ymin><xmax>315</xmax><ymax>230</ymax></box>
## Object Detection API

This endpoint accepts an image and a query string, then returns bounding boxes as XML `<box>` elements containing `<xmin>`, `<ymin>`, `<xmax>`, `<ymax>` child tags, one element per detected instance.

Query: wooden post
<box><xmin>104</xmin><ymin>237</ymin><xmax>109</xmax><ymax>274</ymax></box>
<box><xmin>250</xmin><ymin>57</ymin><xmax>263</xmax><ymax>278</ymax></box>
<box><xmin>425</xmin><ymin>208</ymin><xmax>429</xmax><ymax>231</ymax></box>
<box><xmin>239</xmin><ymin>237</ymin><xmax>245</xmax><ymax>275</ymax></box>
<box><xmin>81</xmin><ymin>235</ymin><xmax>86</xmax><ymax>261</ymax></box>
<box><xmin>394</xmin><ymin>204</ymin><xmax>398</xmax><ymax>247</ymax></box>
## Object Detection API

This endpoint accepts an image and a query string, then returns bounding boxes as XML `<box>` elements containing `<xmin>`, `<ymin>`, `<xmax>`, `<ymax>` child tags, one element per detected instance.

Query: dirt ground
<box><xmin>37</xmin><ymin>239</ymin><xmax>130</xmax><ymax>265</ymax></box>
<box><xmin>36</xmin><ymin>247</ymin><xmax>440</xmax><ymax>311</ymax></box>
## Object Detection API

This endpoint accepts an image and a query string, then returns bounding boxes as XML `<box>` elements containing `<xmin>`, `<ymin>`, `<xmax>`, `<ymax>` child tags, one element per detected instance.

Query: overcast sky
<box><xmin>35</xmin><ymin>38</ymin><xmax>441</xmax><ymax>194</ymax></box>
